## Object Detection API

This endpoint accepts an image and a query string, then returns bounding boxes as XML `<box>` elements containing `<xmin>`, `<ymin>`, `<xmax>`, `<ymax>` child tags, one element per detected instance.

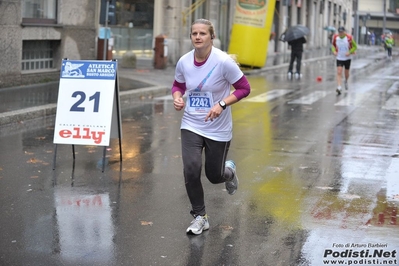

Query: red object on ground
<box><xmin>316</xmin><ymin>76</ymin><xmax>322</xmax><ymax>82</ymax></box>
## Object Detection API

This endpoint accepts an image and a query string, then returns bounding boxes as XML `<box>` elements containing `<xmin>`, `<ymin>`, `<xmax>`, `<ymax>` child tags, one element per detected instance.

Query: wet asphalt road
<box><xmin>0</xmin><ymin>52</ymin><xmax>399</xmax><ymax>266</ymax></box>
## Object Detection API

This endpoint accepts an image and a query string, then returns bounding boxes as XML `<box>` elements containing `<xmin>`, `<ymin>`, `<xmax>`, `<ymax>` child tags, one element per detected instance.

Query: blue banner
<box><xmin>60</xmin><ymin>60</ymin><xmax>117</xmax><ymax>80</ymax></box>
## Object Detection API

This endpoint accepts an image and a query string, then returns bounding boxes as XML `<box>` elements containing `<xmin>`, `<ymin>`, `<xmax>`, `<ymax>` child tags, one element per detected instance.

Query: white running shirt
<box><xmin>335</xmin><ymin>36</ymin><xmax>351</xmax><ymax>61</ymax></box>
<box><xmin>175</xmin><ymin>47</ymin><xmax>243</xmax><ymax>141</ymax></box>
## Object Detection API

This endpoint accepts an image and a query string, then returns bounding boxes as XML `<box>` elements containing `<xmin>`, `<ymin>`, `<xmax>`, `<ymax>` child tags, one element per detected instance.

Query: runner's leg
<box><xmin>203</xmin><ymin>137</ymin><xmax>231</xmax><ymax>184</ymax></box>
<box><xmin>181</xmin><ymin>129</ymin><xmax>206</xmax><ymax>216</ymax></box>
<box><xmin>337</xmin><ymin>65</ymin><xmax>343</xmax><ymax>87</ymax></box>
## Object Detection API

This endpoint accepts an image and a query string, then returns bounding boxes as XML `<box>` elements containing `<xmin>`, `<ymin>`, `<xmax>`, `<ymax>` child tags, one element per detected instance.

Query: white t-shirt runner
<box><xmin>335</xmin><ymin>36</ymin><xmax>351</xmax><ymax>61</ymax></box>
<box><xmin>175</xmin><ymin>47</ymin><xmax>243</xmax><ymax>141</ymax></box>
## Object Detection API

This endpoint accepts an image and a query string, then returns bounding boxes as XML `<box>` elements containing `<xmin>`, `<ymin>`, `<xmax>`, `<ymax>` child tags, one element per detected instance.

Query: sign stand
<box><xmin>52</xmin><ymin>58</ymin><xmax>122</xmax><ymax>172</ymax></box>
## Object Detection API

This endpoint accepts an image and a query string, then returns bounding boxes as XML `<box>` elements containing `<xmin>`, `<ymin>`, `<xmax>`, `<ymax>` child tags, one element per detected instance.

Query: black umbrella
<box><xmin>281</xmin><ymin>25</ymin><xmax>310</xmax><ymax>42</ymax></box>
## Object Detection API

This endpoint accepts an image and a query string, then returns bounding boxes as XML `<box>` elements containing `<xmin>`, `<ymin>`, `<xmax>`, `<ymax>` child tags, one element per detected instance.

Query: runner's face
<box><xmin>339</xmin><ymin>31</ymin><xmax>346</xmax><ymax>38</ymax></box>
<box><xmin>191</xmin><ymin>24</ymin><xmax>212</xmax><ymax>49</ymax></box>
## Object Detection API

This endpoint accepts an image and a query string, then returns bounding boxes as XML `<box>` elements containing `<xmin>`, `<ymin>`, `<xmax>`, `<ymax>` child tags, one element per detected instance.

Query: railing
<box><xmin>182</xmin><ymin>0</ymin><xmax>207</xmax><ymax>25</ymax></box>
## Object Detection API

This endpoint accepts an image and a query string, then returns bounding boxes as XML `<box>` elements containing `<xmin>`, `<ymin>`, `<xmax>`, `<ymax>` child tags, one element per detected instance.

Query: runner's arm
<box><xmin>231</xmin><ymin>75</ymin><xmax>250</xmax><ymax>101</ymax></box>
<box><xmin>172</xmin><ymin>80</ymin><xmax>186</xmax><ymax>111</ymax></box>
<box><xmin>331</xmin><ymin>34</ymin><xmax>337</xmax><ymax>53</ymax></box>
<box><xmin>350</xmin><ymin>39</ymin><xmax>357</xmax><ymax>54</ymax></box>
<box><xmin>171</xmin><ymin>80</ymin><xmax>186</xmax><ymax>96</ymax></box>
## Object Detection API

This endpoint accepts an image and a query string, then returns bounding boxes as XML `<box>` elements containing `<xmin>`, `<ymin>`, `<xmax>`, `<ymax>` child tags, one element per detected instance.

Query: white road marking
<box><xmin>155</xmin><ymin>95</ymin><xmax>173</xmax><ymax>100</ymax></box>
<box><xmin>383</xmin><ymin>95</ymin><xmax>399</xmax><ymax>110</ymax></box>
<box><xmin>334</xmin><ymin>92</ymin><xmax>372</xmax><ymax>106</ymax></box>
<box><xmin>288</xmin><ymin>91</ymin><xmax>331</xmax><ymax>105</ymax></box>
<box><xmin>243</xmin><ymin>89</ymin><xmax>293</xmax><ymax>103</ymax></box>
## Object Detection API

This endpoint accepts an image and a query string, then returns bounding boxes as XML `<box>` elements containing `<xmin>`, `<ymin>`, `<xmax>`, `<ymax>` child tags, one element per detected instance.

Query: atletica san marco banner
<box><xmin>228</xmin><ymin>0</ymin><xmax>276</xmax><ymax>68</ymax></box>
<box><xmin>53</xmin><ymin>60</ymin><xmax>118</xmax><ymax>146</ymax></box>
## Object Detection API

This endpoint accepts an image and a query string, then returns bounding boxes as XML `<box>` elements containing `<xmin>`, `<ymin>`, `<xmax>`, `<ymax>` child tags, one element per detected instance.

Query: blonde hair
<box><xmin>228</xmin><ymin>54</ymin><xmax>240</xmax><ymax>66</ymax></box>
<box><xmin>191</xmin><ymin>18</ymin><xmax>215</xmax><ymax>39</ymax></box>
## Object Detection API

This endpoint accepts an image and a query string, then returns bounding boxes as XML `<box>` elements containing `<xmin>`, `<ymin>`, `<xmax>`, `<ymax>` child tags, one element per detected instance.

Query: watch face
<box><xmin>219</xmin><ymin>101</ymin><xmax>226</xmax><ymax>109</ymax></box>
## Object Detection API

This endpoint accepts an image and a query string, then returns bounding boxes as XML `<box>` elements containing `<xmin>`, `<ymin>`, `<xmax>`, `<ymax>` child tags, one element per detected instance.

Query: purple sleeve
<box><xmin>171</xmin><ymin>80</ymin><xmax>186</xmax><ymax>95</ymax></box>
<box><xmin>232</xmin><ymin>75</ymin><xmax>251</xmax><ymax>101</ymax></box>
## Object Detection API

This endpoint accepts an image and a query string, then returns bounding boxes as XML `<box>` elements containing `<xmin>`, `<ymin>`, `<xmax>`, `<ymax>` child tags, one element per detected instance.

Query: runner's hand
<box><xmin>205</xmin><ymin>104</ymin><xmax>223</xmax><ymax>122</ymax></box>
<box><xmin>173</xmin><ymin>97</ymin><xmax>185</xmax><ymax>111</ymax></box>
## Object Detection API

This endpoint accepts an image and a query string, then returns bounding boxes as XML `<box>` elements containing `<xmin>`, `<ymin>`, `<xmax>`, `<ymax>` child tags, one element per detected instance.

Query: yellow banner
<box><xmin>228</xmin><ymin>0</ymin><xmax>276</xmax><ymax>68</ymax></box>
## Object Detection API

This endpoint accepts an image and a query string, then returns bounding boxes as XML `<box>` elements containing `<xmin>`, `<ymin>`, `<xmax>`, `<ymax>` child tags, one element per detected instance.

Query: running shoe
<box><xmin>287</xmin><ymin>72</ymin><xmax>292</xmax><ymax>79</ymax></box>
<box><xmin>336</xmin><ymin>86</ymin><xmax>342</xmax><ymax>95</ymax></box>
<box><xmin>225</xmin><ymin>160</ymin><xmax>238</xmax><ymax>195</ymax></box>
<box><xmin>186</xmin><ymin>214</ymin><xmax>209</xmax><ymax>235</ymax></box>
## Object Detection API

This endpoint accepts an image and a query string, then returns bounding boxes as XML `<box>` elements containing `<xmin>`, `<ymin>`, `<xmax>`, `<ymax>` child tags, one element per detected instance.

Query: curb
<box><xmin>243</xmin><ymin>55</ymin><xmax>333</xmax><ymax>75</ymax></box>
<box><xmin>0</xmin><ymin>85</ymin><xmax>170</xmax><ymax>127</ymax></box>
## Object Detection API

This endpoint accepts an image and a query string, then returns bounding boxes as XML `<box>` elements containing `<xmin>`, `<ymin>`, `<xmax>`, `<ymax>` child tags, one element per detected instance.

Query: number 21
<box><xmin>70</xmin><ymin>91</ymin><xmax>100</xmax><ymax>112</ymax></box>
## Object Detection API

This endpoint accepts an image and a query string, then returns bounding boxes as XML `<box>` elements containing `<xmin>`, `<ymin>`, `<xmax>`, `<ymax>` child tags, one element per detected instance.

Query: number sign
<box><xmin>53</xmin><ymin>60</ymin><xmax>118</xmax><ymax>146</ymax></box>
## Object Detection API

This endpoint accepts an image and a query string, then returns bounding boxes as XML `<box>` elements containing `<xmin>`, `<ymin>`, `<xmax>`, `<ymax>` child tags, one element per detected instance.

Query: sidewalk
<box><xmin>0</xmin><ymin>45</ymin><xmax>391</xmax><ymax>127</ymax></box>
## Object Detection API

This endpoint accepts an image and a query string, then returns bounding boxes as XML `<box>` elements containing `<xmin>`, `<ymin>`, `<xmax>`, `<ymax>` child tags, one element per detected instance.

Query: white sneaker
<box><xmin>336</xmin><ymin>86</ymin><xmax>342</xmax><ymax>95</ymax></box>
<box><xmin>294</xmin><ymin>73</ymin><xmax>300</xmax><ymax>79</ymax></box>
<box><xmin>186</xmin><ymin>214</ymin><xmax>209</xmax><ymax>235</ymax></box>
<box><xmin>225</xmin><ymin>160</ymin><xmax>238</xmax><ymax>195</ymax></box>
<box><xmin>287</xmin><ymin>72</ymin><xmax>292</xmax><ymax>79</ymax></box>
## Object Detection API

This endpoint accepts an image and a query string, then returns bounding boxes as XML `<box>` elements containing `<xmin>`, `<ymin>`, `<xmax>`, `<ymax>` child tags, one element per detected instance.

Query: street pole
<box><xmin>354</xmin><ymin>0</ymin><xmax>359</xmax><ymax>42</ymax></box>
<box><xmin>383</xmin><ymin>0</ymin><xmax>386</xmax><ymax>34</ymax></box>
<box><xmin>103</xmin><ymin>0</ymin><xmax>110</xmax><ymax>60</ymax></box>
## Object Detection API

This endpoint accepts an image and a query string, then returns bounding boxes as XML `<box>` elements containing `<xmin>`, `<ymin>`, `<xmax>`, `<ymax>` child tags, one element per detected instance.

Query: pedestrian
<box><xmin>287</xmin><ymin>36</ymin><xmax>307</xmax><ymax>79</ymax></box>
<box><xmin>385</xmin><ymin>33</ymin><xmax>394</xmax><ymax>59</ymax></box>
<box><xmin>366</xmin><ymin>31</ymin><xmax>371</xmax><ymax>45</ymax></box>
<box><xmin>328</xmin><ymin>31</ymin><xmax>334</xmax><ymax>55</ymax></box>
<box><xmin>171</xmin><ymin>18</ymin><xmax>251</xmax><ymax>235</ymax></box>
<box><xmin>331</xmin><ymin>26</ymin><xmax>358</xmax><ymax>95</ymax></box>
<box><xmin>370</xmin><ymin>31</ymin><xmax>375</xmax><ymax>45</ymax></box>
<box><xmin>328</xmin><ymin>32</ymin><xmax>334</xmax><ymax>44</ymax></box>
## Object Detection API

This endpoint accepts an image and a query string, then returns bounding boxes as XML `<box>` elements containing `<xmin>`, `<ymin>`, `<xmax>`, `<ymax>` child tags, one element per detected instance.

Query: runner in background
<box><xmin>385</xmin><ymin>33</ymin><xmax>394</xmax><ymax>59</ymax></box>
<box><xmin>331</xmin><ymin>26</ymin><xmax>358</xmax><ymax>95</ymax></box>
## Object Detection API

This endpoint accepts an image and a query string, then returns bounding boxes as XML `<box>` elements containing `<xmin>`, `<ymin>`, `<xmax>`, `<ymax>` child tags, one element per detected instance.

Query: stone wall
<box><xmin>0</xmin><ymin>0</ymin><xmax>100</xmax><ymax>89</ymax></box>
<box><xmin>0</xmin><ymin>1</ymin><xmax>22</xmax><ymax>88</ymax></box>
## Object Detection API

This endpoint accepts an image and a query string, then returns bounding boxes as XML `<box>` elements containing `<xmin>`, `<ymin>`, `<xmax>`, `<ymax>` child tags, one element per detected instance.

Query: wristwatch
<box><xmin>219</xmin><ymin>100</ymin><xmax>227</xmax><ymax>110</ymax></box>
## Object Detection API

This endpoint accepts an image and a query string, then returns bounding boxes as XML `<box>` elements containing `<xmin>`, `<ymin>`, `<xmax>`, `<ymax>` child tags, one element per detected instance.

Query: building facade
<box><xmin>0</xmin><ymin>0</ymin><xmax>100</xmax><ymax>89</ymax></box>
<box><xmin>355</xmin><ymin>0</ymin><xmax>399</xmax><ymax>45</ymax></box>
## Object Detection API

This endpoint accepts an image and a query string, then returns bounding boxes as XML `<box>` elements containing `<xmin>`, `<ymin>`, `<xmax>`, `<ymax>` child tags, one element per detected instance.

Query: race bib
<box><xmin>187</xmin><ymin>91</ymin><xmax>214</xmax><ymax>113</ymax></box>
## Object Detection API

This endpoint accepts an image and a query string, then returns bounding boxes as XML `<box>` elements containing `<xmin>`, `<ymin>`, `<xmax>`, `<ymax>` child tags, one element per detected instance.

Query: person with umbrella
<box><xmin>283</xmin><ymin>25</ymin><xmax>309</xmax><ymax>79</ymax></box>
<box><xmin>331</xmin><ymin>26</ymin><xmax>358</xmax><ymax>95</ymax></box>
<box><xmin>287</xmin><ymin>36</ymin><xmax>307</xmax><ymax>79</ymax></box>
<box><xmin>324</xmin><ymin>26</ymin><xmax>336</xmax><ymax>44</ymax></box>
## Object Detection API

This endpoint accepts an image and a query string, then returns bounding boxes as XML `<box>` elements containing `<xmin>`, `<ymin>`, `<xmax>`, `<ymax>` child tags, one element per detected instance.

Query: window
<box><xmin>22</xmin><ymin>0</ymin><xmax>57</xmax><ymax>24</ymax></box>
<box><xmin>102</xmin><ymin>0</ymin><xmax>154</xmax><ymax>28</ymax></box>
<box><xmin>22</xmin><ymin>41</ymin><xmax>55</xmax><ymax>71</ymax></box>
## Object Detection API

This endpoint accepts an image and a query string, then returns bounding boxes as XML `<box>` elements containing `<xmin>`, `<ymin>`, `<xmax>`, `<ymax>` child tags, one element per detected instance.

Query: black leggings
<box><xmin>288</xmin><ymin>51</ymin><xmax>303</xmax><ymax>74</ymax></box>
<box><xmin>181</xmin><ymin>129</ymin><xmax>233</xmax><ymax>216</ymax></box>
<box><xmin>387</xmin><ymin>47</ymin><xmax>392</xmax><ymax>57</ymax></box>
